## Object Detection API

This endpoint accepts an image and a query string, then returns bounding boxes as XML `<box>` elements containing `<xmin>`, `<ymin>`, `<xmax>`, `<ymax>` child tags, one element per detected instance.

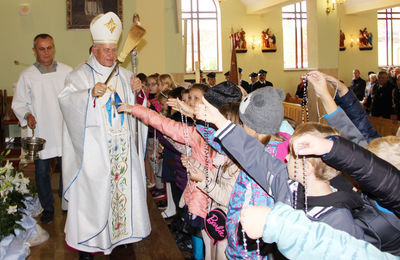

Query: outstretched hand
<box><xmin>117</xmin><ymin>103</ymin><xmax>134</xmax><ymax>113</ymax></box>
<box><xmin>306</xmin><ymin>71</ymin><xmax>331</xmax><ymax>99</ymax></box>
<box><xmin>181</xmin><ymin>154</ymin><xmax>206</xmax><ymax>182</ymax></box>
<box><xmin>292</xmin><ymin>134</ymin><xmax>334</xmax><ymax>156</ymax></box>
<box><xmin>306</xmin><ymin>71</ymin><xmax>339</xmax><ymax>115</ymax></box>
<box><xmin>240</xmin><ymin>206</ymin><xmax>272</xmax><ymax>239</ymax></box>
<box><xmin>324</xmin><ymin>74</ymin><xmax>348</xmax><ymax>97</ymax></box>
<box><xmin>194</xmin><ymin>97</ymin><xmax>227</xmax><ymax>128</ymax></box>
<box><xmin>167</xmin><ymin>98</ymin><xmax>194</xmax><ymax>118</ymax></box>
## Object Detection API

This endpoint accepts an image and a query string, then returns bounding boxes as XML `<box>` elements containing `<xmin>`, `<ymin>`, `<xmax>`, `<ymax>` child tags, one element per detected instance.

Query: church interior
<box><xmin>2</xmin><ymin>0</ymin><xmax>399</xmax><ymax>94</ymax></box>
<box><xmin>1</xmin><ymin>0</ymin><xmax>400</xmax><ymax>259</ymax></box>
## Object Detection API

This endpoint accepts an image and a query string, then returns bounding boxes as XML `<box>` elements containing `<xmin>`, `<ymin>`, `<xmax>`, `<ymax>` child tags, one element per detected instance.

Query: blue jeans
<box><xmin>34</xmin><ymin>157</ymin><xmax>62</xmax><ymax>212</ymax></box>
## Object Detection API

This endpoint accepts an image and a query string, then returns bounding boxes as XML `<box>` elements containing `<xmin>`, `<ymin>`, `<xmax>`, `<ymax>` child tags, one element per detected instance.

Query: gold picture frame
<box><xmin>66</xmin><ymin>0</ymin><xmax>123</xmax><ymax>29</ymax></box>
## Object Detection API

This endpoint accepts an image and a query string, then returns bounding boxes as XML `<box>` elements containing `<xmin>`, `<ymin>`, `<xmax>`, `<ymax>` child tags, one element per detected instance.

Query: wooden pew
<box><xmin>284</xmin><ymin>93</ymin><xmax>302</xmax><ymax>104</ymax></box>
<box><xmin>1</xmin><ymin>90</ymin><xmax>19</xmax><ymax>148</ymax></box>
<box><xmin>368</xmin><ymin>116</ymin><xmax>400</xmax><ymax>136</ymax></box>
<box><xmin>283</xmin><ymin>101</ymin><xmax>304</xmax><ymax>124</ymax></box>
<box><xmin>283</xmin><ymin>101</ymin><xmax>400</xmax><ymax>137</ymax></box>
<box><xmin>0</xmin><ymin>90</ymin><xmax>24</xmax><ymax>168</ymax></box>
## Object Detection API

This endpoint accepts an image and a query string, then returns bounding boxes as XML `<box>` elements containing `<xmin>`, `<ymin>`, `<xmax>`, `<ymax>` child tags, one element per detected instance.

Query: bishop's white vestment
<box><xmin>58</xmin><ymin>54</ymin><xmax>150</xmax><ymax>254</ymax></box>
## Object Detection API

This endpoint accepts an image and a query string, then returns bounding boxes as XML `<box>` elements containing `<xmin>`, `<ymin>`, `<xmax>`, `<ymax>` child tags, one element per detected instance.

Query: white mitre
<box><xmin>90</xmin><ymin>12</ymin><xmax>122</xmax><ymax>44</ymax></box>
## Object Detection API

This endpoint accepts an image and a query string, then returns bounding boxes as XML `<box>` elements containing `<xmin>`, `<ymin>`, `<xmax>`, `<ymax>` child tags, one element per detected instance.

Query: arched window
<box><xmin>378</xmin><ymin>7</ymin><xmax>400</xmax><ymax>67</ymax></box>
<box><xmin>181</xmin><ymin>0</ymin><xmax>222</xmax><ymax>72</ymax></box>
<box><xmin>282</xmin><ymin>1</ymin><xmax>308</xmax><ymax>69</ymax></box>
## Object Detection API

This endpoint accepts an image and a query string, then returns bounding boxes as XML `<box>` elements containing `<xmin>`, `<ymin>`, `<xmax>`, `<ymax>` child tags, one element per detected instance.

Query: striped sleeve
<box><xmin>214</xmin><ymin>120</ymin><xmax>236</xmax><ymax>140</ymax></box>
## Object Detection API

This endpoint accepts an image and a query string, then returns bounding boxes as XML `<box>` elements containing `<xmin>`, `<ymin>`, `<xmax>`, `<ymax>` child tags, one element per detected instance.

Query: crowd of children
<box><xmin>116</xmin><ymin>71</ymin><xmax>400</xmax><ymax>260</ymax></box>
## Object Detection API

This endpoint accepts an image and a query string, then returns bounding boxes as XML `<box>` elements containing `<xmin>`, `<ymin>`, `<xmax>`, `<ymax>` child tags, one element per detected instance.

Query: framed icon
<box><xmin>67</xmin><ymin>0</ymin><xmax>122</xmax><ymax>29</ymax></box>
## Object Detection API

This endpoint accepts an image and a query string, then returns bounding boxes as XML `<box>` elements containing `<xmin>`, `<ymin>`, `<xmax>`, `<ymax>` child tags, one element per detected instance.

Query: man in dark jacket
<box><xmin>349</xmin><ymin>69</ymin><xmax>366</xmax><ymax>101</ymax></box>
<box><xmin>224</xmin><ymin>71</ymin><xmax>230</xmax><ymax>81</ymax></box>
<box><xmin>366</xmin><ymin>71</ymin><xmax>395</xmax><ymax>119</ymax></box>
<box><xmin>252</xmin><ymin>69</ymin><xmax>273</xmax><ymax>92</ymax></box>
<box><xmin>389</xmin><ymin>67</ymin><xmax>400</xmax><ymax>87</ymax></box>
<box><xmin>248</xmin><ymin>72</ymin><xmax>258</xmax><ymax>93</ymax></box>
<box><xmin>206</xmin><ymin>72</ymin><xmax>216</xmax><ymax>87</ymax></box>
<box><xmin>392</xmin><ymin>74</ymin><xmax>400</xmax><ymax>121</ymax></box>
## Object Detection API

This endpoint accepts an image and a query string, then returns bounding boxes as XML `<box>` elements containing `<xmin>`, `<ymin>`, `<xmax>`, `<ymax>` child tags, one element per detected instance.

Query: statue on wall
<box><xmin>261</xmin><ymin>28</ymin><xmax>276</xmax><ymax>52</ymax></box>
<box><xmin>239</xmin><ymin>29</ymin><xmax>247</xmax><ymax>49</ymax></box>
<box><xmin>359</xmin><ymin>27</ymin><xmax>373</xmax><ymax>50</ymax></box>
<box><xmin>230</xmin><ymin>28</ymin><xmax>247</xmax><ymax>53</ymax></box>
<box><xmin>339</xmin><ymin>29</ymin><xmax>345</xmax><ymax>51</ymax></box>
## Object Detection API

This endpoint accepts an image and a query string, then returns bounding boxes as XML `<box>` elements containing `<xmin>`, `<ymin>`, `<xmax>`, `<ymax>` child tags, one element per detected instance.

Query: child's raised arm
<box><xmin>293</xmin><ymin>133</ymin><xmax>334</xmax><ymax>156</ymax></box>
<box><xmin>213</xmin><ymin>122</ymin><xmax>290</xmax><ymax>203</ymax></box>
<box><xmin>117</xmin><ymin>103</ymin><xmax>134</xmax><ymax>113</ymax></box>
<box><xmin>294</xmin><ymin>134</ymin><xmax>400</xmax><ymax>218</ymax></box>
<box><xmin>307</xmin><ymin>71</ymin><xmax>368</xmax><ymax>147</ymax></box>
<box><xmin>241</xmin><ymin>202</ymin><xmax>397</xmax><ymax>260</ymax></box>
<box><xmin>166</xmin><ymin>98</ymin><xmax>194</xmax><ymax>118</ymax></box>
<box><xmin>194</xmin><ymin>96</ymin><xmax>228</xmax><ymax>128</ymax></box>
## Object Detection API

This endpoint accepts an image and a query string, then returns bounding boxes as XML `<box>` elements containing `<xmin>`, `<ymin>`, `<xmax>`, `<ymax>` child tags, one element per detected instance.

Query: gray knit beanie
<box><xmin>239</xmin><ymin>87</ymin><xmax>285</xmax><ymax>134</ymax></box>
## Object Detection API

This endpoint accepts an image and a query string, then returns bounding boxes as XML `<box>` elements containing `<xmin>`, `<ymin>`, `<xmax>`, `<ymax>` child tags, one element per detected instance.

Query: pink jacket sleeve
<box><xmin>131</xmin><ymin>104</ymin><xmax>199</xmax><ymax>148</ymax></box>
<box><xmin>130</xmin><ymin>104</ymin><xmax>212</xmax><ymax>218</ymax></box>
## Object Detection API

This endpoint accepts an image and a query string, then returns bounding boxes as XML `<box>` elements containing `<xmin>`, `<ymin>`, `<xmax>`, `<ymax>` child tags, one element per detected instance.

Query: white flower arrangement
<box><xmin>0</xmin><ymin>151</ymin><xmax>36</xmax><ymax>240</ymax></box>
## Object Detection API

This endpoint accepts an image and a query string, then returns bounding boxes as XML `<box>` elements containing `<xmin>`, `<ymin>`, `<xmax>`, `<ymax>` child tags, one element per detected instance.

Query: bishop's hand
<box><xmin>130</xmin><ymin>76</ymin><xmax>142</xmax><ymax>93</ymax></box>
<box><xmin>92</xmin><ymin>82</ymin><xmax>107</xmax><ymax>97</ymax></box>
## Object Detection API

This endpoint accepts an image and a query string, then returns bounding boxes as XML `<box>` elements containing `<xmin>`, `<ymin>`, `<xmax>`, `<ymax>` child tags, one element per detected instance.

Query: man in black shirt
<box><xmin>367</xmin><ymin>71</ymin><xmax>394</xmax><ymax>119</ymax></box>
<box><xmin>252</xmin><ymin>69</ymin><xmax>273</xmax><ymax>92</ymax></box>
<box><xmin>224</xmin><ymin>71</ymin><xmax>230</xmax><ymax>81</ymax></box>
<box><xmin>247</xmin><ymin>72</ymin><xmax>258</xmax><ymax>93</ymax></box>
<box><xmin>207</xmin><ymin>72</ymin><xmax>216</xmax><ymax>87</ymax></box>
<box><xmin>349</xmin><ymin>69</ymin><xmax>366</xmax><ymax>101</ymax></box>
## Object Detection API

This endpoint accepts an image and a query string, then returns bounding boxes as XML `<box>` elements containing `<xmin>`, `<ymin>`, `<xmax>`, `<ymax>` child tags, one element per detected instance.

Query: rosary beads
<box><xmin>203</xmin><ymin>119</ymin><xmax>210</xmax><ymax>192</ymax></box>
<box><xmin>297</xmin><ymin>75</ymin><xmax>309</xmax><ymax>213</ymax></box>
<box><xmin>301</xmin><ymin>76</ymin><xmax>310</xmax><ymax>123</ymax></box>
<box><xmin>303</xmin><ymin>155</ymin><xmax>308</xmax><ymax>213</ymax></box>
<box><xmin>242</xmin><ymin>229</ymin><xmax>261</xmax><ymax>260</ymax></box>
<box><xmin>293</xmin><ymin>153</ymin><xmax>299</xmax><ymax>209</ymax></box>
<box><xmin>180</xmin><ymin>107</ymin><xmax>195</xmax><ymax>196</ymax></box>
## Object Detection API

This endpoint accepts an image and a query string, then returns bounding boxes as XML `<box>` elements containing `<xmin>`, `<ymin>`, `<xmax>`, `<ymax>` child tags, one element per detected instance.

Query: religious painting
<box><xmin>359</xmin><ymin>27</ymin><xmax>373</xmax><ymax>50</ymax></box>
<box><xmin>339</xmin><ymin>29</ymin><xmax>346</xmax><ymax>51</ymax></box>
<box><xmin>67</xmin><ymin>0</ymin><xmax>122</xmax><ymax>29</ymax></box>
<box><xmin>261</xmin><ymin>28</ymin><xmax>277</xmax><ymax>52</ymax></box>
<box><xmin>230</xmin><ymin>28</ymin><xmax>247</xmax><ymax>53</ymax></box>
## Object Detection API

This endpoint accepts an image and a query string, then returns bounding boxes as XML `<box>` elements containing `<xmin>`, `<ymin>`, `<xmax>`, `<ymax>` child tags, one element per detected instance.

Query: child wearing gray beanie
<box><xmin>239</xmin><ymin>87</ymin><xmax>285</xmax><ymax>135</ymax></box>
<box><xmin>194</xmin><ymin>86</ymin><xmax>291</xmax><ymax>259</ymax></box>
